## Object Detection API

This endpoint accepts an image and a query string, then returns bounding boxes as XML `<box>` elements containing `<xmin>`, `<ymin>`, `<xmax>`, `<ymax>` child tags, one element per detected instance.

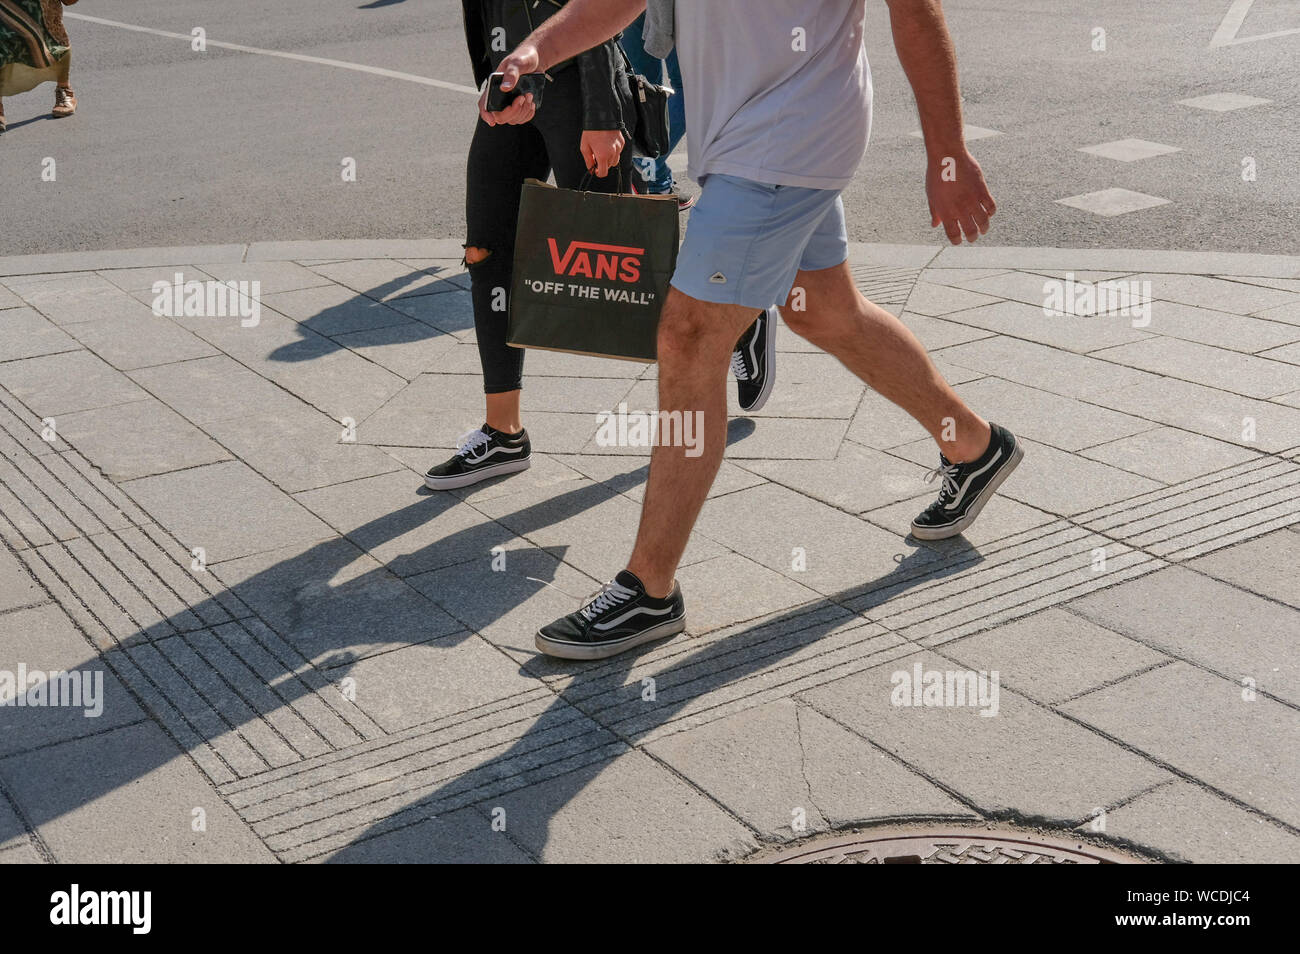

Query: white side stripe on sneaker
<box><xmin>593</xmin><ymin>605</ymin><xmax>677</xmax><ymax>631</ymax></box>
<box><xmin>944</xmin><ymin>447</ymin><xmax>1003</xmax><ymax>511</ymax></box>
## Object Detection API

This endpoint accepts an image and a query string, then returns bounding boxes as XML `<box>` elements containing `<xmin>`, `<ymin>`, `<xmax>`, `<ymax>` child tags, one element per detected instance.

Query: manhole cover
<box><xmin>756</xmin><ymin>824</ymin><xmax>1144</xmax><ymax>864</ymax></box>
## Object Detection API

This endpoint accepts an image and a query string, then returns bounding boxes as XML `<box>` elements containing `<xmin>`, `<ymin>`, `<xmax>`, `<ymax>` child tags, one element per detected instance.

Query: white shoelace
<box><xmin>455</xmin><ymin>428</ymin><xmax>492</xmax><ymax>459</ymax></box>
<box><xmin>579</xmin><ymin>580</ymin><xmax>638</xmax><ymax>621</ymax></box>
<box><xmin>729</xmin><ymin>350</ymin><xmax>750</xmax><ymax>381</ymax></box>
<box><xmin>925</xmin><ymin>459</ymin><xmax>962</xmax><ymax>500</ymax></box>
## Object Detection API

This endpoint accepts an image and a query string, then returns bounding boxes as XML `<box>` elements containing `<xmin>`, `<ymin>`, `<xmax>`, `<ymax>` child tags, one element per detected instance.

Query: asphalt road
<box><xmin>2</xmin><ymin>0</ymin><xmax>1297</xmax><ymax>256</ymax></box>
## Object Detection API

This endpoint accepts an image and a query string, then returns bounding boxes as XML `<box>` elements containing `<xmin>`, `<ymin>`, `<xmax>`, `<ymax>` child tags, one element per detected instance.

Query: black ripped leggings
<box><xmin>465</xmin><ymin>65</ymin><xmax>635</xmax><ymax>394</ymax></box>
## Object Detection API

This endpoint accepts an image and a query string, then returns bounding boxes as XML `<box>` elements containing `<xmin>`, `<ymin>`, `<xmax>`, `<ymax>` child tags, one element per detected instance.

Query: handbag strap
<box><xmin>579</xmin><ymin>168</ymin><xmax>627</xmax><ymax>195</ymax></box>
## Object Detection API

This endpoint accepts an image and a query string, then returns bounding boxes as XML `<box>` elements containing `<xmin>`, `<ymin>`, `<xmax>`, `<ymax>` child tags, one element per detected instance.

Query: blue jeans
<box><xmin>618</xmin><ymin>13</ymin><xmax>686</xmax><ymax>194</ymax></box>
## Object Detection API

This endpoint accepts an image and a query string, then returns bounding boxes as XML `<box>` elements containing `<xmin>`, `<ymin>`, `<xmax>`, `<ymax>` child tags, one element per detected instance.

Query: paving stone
<box><xmin>0</xmin><ymin>350</ymin><xmax>148</xmax><ymax>417</ymax></box>
<box><xmin>939</xmin><ymin>299</ymin><xmax>1152</xmax><ymax>352</ymax></box>
<box><xmin>0</xmin><ymin>842</ymin><xmax>43</xmax><ymax>863</ymax></box>
<box><xmin>54</xmin><ymin>399</ymin><xmax>229</xmax><ymax>482</ymax></box>
<box><xmin>743</xmin><ymin>441</ymin><xmax>931</xmax><ymax>515</ymax></box>
<box><xmin>690</xmin><ymin>481</ymin><xmax>929</xmax><ymax>600</ymax></box>
<box><xmin>916</xmin><ymin>268</ymin><xmax>1013</xmax><ymax>287</ymax></box>
<box><xmin>1066</xmin><ymin>566</ymin><xmax>1299</xmax><ymax>706</ymax></box>
<box><xmin>262</xmin><ymin>283</ymin><xmax>413</xmax><ymax>337</ymax></box>
<box><xmin>1177</xmin><ymin>92</ymin><xmax>1271</xmax><ymax>111</ymax></box>
<box><xmin>673</xmin><ymin>553</ymin><xmax>823</xmax><ymax>634</ymax></box>
<box><xmin>129</xmin><ymin>354</ymin><xmax>294</xmax><ymax>425</ymax></box>
<box><xmin>1056</xmin><ymin>189</ymin><xmax>1171</xmax><ymax>217</ymax></box>
<box><xmin>557</xmin><ymin>453</ymin><xmax>762</xmax><ymax>505</ymax></box>
<box><xmin>952</xmin><ymin>377</ymin><xmax>1152</xmax><ymax>451</ymax></box>
<box><xmin>0</xmin><ymin>307</ymin><xmax>78</xmax><ymax>362</ymax></box>
<box><xmin>407</xmin><ymin>543</ymin><xmax>601</xmax><ymax>655</ymax></box>
<box><xmin>211</xmin><ymin>538</ymin><xmax>462</xmax><ymax>668</ymax></box>
<box><xmin>0</xmin><ymin>720</ymin><xmax>276</xmax><ymax>862</ymax></box>
<box><xmin>1103</xmin><ymin>375</ymin><xmax>1300</xmax><ymax>451</ymax></box>
<box><xmin>0</xmin><ymin>545</ymin><xmax>43</xmax><ymax>612</ymax></box>
<box><xmin>1258</xmin><ymin>340</ymin><xmax>1300</xmax><ymax>367</ymax></box>
<box><xmin>65</xmin><ymin>311</ymin><xmax>217</xmax><ymax>372</ymax></box>
<box><xmin>0</xmin><ymin>604</ymin><xmax>143</xmax><ymax>756</ymax></box>
<box><xmin>1142</xmin><ymin>301</ymin><xmax>1300</xmax><ymax>353</ymax></box>
<box><xmin>845</xmin><ymin>388</ymin><xmax>935</xmax><ymax>450</ymax></box>
<box><xmin>936</xmin><ymin>334</ymin><xmax>1154</xmax><ymax>401</ymax></box>
<box><xmin>295</xmin><ymin>470</ymin><xmax>508</xmax><ymax>578</ymax></box>
<box><xmin>1252</xmin><ymin>300</ymin><xmax>1300</xmax><ymax>327</ymax></box>
<box><xmin>720</xmin><ymin>351</ymin><xmax>865</xmax><ymax>419</ymax></box>
<box><xmin>1078</xmin><ymin>138</ymin><xmax>1182</xmax><ymax>162</ymax></box>
<box><xmin>338</xmin><ymin>635</ymin><xmax>536</xmax><ymax>733</ymax></box>
<box><xmin>889</xmin><ymin>437</ymin><xmax>1162</xmax><ymax>515</ymax></box>
<box><xmin>939</xmin><ymin>270</ymin><xmax>1091</xmax><ymax>308</ymax></box>
<box><xmin>320</xmin><ymin>806</ymin><xmax>533</xmax><ymax>863</ymax></box>
<box><xmin>1094</xmin><ymin>336</ymin><xmax>1298</xmax><ymax>399</ymax></box>
<box><xmin>1094</xmin><ymin>781</ymin><xmax>1300</xmax><ymax>864</ymax></box>
<box><xmin>304</xmin><ymin>259</ymin><xmax>462</xmax><ymax>302</ymax></box>
<box><xmin>0</xmin><ymin>796</ymin><xmax>27</xmax><ymax>850</ymax></box>
<box><xmin>0</xmin><ymin>284</ymin><xmax>24</xmax><ymax>310</ymax></box>
<box><xmin>1061</xmin><ymin>663</ymin><xmax>1298</xmax><ymax>828</ymax></box>
<box><xmin>386</xmin><ymin>288</ymin><xmax>475</xmax><ymax>335</ymax></box>
<box><xmin>1080</xmin><ymin>426</ymin><xmax>1259</xmax><ymax>483</ymax></box>
<box><xmin>122</xmin><ymin>461</ymin><xmax>333</xmax><ymax>563</ymax></box>
<box><xmin>1185</xmin><ymin>529</ymin><xmax>1300</xmax><ymax>609</ymax></box>
<box><xmin>201</xmin><ymin>262</ymin><xmax>333</xmax><ymax>295</ymax></box>
<box><xmin>329</xmin><ymin>321</ymin><xmax>460</xmax><ymax>380</ymax></box>
<box><xmin>6</xmin><ymin>273</ymin><xmax>144</xmax><ymax>325</ymax></box>
<box><xmin>711</xmin><ymin>416</ymin><xmax>847</xmax><ymax>461</ymax></box>
<box><xmin>205</xmin><ymin>406</ymin><xmax>401</xmax><ymax>494</ymax></box>
<box><xmin>1133</xmin><ymin>272</ymin><xmax>1299</xmax><ymax>314</ymax></box>
<box><xmin>483</xmin><ymin>478</ymin><xmax>723</xmax><ymax>578</ymax></box>
<box><xmin>485</xmin><ymin>749</ymin><xmax>756</xmax><ymax>863</ymax></box>
<box><xmin>803</xmin><ymin>650</ymin><xmax>1171</xmax><ymax>823</ymax></box>
<box><xmin>97</xmin><ymin>265</ymin><xmax>217</xmax><ymax>294</ymax></box>
<box><xmin>647</xmin><ymin>698</ymin><xmax>974</xmax><ymax>839</ymax></box>
<box><xmin>903</xmin><ymin>281</ymin><xmax>1000</xmax><ymax>316</ymax></box>
<box><xmin>941</xmin><ymin>607</ymin><xmax>1167</xmax><ymax>705</ymax></box>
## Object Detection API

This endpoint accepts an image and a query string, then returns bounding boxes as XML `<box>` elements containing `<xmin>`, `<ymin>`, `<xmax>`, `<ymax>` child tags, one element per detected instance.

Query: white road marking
<box><xmin>1211</xmin><ymin>0</ymin><xmax>1300</xmax><ymax>47</ymax></box>
<box><xmin>64</xmin><ymin>12</ymin><xmax>480</xmax><ymax>95</ymax></box>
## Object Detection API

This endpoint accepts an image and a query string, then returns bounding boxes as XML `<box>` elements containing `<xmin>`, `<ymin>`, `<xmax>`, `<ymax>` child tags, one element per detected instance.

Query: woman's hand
<box><xmin>581</xmin><ymin>129</ymin><xmax>625</xmax><ymax>179</ymax></box>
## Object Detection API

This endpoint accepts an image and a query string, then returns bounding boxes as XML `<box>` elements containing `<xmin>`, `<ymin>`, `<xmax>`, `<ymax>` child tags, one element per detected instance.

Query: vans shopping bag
<box><xmin>507</xmin><ymin>177</ymin><xmax>678</xmax><ymax>362</ymax></box>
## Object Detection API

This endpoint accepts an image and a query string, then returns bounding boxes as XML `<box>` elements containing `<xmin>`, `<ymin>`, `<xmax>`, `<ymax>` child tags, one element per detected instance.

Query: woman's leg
<box><xmin>464</xmin><ymin>117</ymin><xmax>549</xmax><ymax>431</ymax></box>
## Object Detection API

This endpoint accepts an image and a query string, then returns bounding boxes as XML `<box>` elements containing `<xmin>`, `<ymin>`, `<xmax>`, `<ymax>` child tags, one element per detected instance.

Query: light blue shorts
<box><xmin>670</xmin><ymin>174</ymin><xmax>848</xmax><ymax>309</ymax></box>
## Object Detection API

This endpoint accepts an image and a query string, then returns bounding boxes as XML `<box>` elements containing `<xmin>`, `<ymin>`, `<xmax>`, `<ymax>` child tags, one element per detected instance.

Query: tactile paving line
<box><xmin>0</xmin><ymin>389</ymin><xmax>383</xmax><ymax>785</ymax></box>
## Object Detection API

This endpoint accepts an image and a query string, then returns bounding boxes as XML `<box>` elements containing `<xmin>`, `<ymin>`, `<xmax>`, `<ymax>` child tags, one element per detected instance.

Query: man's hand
<box><xmin>581</xmin><ymin>130</ymin><xmax>625</xmax><ymax>178</ymax></box>
<box><xmin>478</xmin><ymin>43</ymin><xmax>542</xmax><ymax>126</ymax></box>
<box><xmin>926</xmin><ymin>150</ymin><xmax>996</xmax><ymax>244</ymax></box>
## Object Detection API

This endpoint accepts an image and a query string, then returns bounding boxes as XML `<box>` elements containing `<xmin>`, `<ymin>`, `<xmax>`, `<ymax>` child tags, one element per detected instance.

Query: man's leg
<box><xmin>783</xmin><ymin>261</ymin><xmax>989</xmax><ymax>463</ymax></box>
<box><xmin>626</xmin><ymin>289</ymin><xmax>759</xmax><ymax>597</ymax></box>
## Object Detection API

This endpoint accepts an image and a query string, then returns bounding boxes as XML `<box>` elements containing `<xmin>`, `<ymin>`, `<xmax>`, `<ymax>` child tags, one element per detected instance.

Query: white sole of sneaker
<box><xmin>535</xmin><ymin>615</ymin><xmax>686</xmax><ymax>660</ymax></box>
<box><xmin>424</xmin><ymin>455</ymin><xmax>530</xmax><ymax>491</ymax></box>
<box><xmin>910</xmin><ymin>441</ymin><xmax>1025</xmax><ymax>540</ymax></box>
<box><xmin>740</xmin><ymin>306</ymin><xmax>779</xmax><ymax>414</ymax></box>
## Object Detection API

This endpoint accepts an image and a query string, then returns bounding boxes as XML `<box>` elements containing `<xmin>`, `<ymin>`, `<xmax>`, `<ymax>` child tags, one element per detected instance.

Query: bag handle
<box><xmin>579</xmin><ymin>168</ymin><xmax>627</xmax><ymax>195</ymax></box>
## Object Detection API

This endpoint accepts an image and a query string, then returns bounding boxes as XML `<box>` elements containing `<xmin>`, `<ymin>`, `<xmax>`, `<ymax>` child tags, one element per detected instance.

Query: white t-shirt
<box><xmin>674</xmin><ymin>0</ymin><xmax>872</xmax><ymax>190</ymax></box>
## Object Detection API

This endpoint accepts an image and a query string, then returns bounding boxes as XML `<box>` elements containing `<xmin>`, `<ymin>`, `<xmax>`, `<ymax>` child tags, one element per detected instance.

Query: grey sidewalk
<box><xmin>1</xmin><ymin>239</ymin><xmax>1297</xmax><ymax>863</ymax></box>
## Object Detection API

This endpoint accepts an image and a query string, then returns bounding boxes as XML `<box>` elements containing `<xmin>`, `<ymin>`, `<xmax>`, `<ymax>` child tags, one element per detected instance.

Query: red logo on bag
<box><xmin>547</xmin><ymin>239</ymin><xmax>643</xmax><ymax>283</ymax></box>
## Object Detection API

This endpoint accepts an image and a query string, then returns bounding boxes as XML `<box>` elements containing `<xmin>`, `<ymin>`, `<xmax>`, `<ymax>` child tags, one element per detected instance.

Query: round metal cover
<box><xmin>756</xmin><ymin>824</ymin><xmax>1145</xmax><ymax>864</ymax></box>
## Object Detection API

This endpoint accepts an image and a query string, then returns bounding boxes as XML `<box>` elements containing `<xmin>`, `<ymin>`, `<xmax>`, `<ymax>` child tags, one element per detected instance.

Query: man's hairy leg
<box><xmin>784</xmin><ymin>262</ymin><xmax>990</xmax><ymax>461</ymax></box>
<box><xmin>626</xmin><ymin>289</ymin><xmax>758</xmax><ymax>598</ymax></box>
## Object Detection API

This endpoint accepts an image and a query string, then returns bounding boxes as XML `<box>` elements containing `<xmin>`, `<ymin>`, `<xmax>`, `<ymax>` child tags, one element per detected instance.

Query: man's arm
<box><xmin>481</xmin><ymin>0</ymin><xmax>646</xmax><ymax>127</ymax></box>
<box><xmin>885</xmin><ymin>0</ymin><xmax>995</xmax><ymax>244</ymax></box>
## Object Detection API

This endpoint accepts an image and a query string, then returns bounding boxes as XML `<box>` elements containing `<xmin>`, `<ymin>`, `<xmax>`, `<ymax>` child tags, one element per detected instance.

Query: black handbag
<box><xmin>617</xmin><ymin>44</ymin><xmax>675</xmax><ymax>159</ymax></box>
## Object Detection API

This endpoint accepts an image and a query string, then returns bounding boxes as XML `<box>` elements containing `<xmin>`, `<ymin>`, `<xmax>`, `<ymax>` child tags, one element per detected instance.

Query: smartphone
<box><xmin>485</xmin><ymin>72</ymin><xmax>547</xmax><ymax>112</ymax></box>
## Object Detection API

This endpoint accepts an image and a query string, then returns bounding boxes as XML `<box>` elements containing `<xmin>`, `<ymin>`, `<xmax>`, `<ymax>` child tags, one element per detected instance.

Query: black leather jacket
<box><xmin>461</xmin><ymin>0</ymin><xmax>631</xmax><ymax>132</ymax></box>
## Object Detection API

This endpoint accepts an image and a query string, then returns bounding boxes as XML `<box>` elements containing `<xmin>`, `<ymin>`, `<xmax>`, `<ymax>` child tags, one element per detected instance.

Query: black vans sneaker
<box><xmin>910</xmin><ymin>422</ymin><xmax>1024</xmax><ymax>540</ymax></box>
<box><xmin>535</xmin><ymin>570</ymin><xmax>686</xmax><ymax>660</ymax></box>
<box><xmin>731</xmin><ymin>306</ymin><xmax>778</xmax><ymax>413</ymax></box>
<box><xmin>424</xmin><ymin>425</ymin><xmax>531</xmax><ymax>490</ymax></box>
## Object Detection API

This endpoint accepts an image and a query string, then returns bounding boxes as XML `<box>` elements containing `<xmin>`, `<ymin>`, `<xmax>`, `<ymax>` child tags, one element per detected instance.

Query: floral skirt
<box><xmin>0</xmin><ymin>0</ymin><xmax>70</xmax><ymax>97</ymax></box>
